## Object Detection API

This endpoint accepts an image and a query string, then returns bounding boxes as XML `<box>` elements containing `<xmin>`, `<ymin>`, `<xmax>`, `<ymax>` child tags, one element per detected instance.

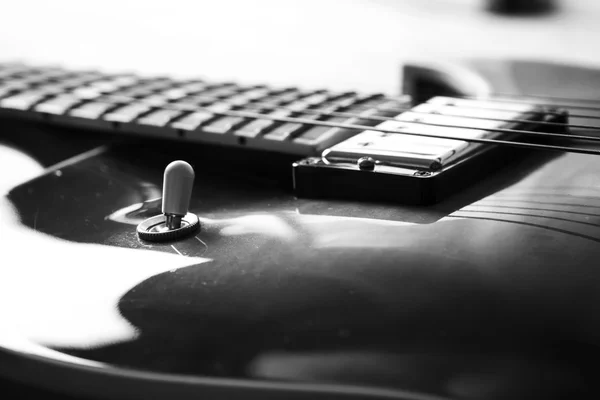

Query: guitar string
<box><xmin>7</xmin><ymin>66</ymin><xmax>600</xmax><ymax>125</ymax></box>
<box><xmin>477</xmin><ymin>198</ymin><xmax>600</xmax><ymax>210</ymax></box>
<box><xmin>50</xmin><ymin>72</ymin><xmax>600</xmax><ymax>122</ymax></box>
<box><xmin>86</xmin><ymin>72</ymin><xmax>600</xmax><ymax>114</ymax></box>
<box><xmin>470</xmin><ymin>204</ymin><xmax>600</xmax><ymax>218</ymax></box>
<box><xmin>138</xmin><ymin>80</ymin><xmax>600</xmax><ymax>120</ymax></box>
<box><xmin>237</xmin><ymin>102</ymin><xmax>600</xmax><ymax>142</ymax></box>
<box><xmin>190</xmin><ymin>88</ymin><xmax>600</xmax><ymax>126</ymax></box>
<box><xmin>458</xmin><ymin>95</ymin><xmax>600</xmax><ymax>112</ymax></box>
<box><xmin>100</xmin><ymin>94</ymin><xmax>600</xmax><ymax>156</ymax></box>
<box><xmin>7</xmin><ymin>67</ymin><xmax>600</xmax><ymax>148</ymax></box>
<box><xmin>456</xmin><ymin>209</ymin><xmax>600</xmax><ymax>228</ymax></box>
<box><xmin>102</xmin><ymin>93</ymin><xmax>600</xmax><ymax>143</ymax></box>
<box><xmin>254</xmin><ymin>102</ymin><xmax>600</xmax><ymax>131</ymax></box>
<box><xmin>446</xmin><ymin>215</ymin><xmax>600</xmax><ymax>243</ymax></box>
<box><xmin>242</xmin><ymin>100</ymin><xmax>600</xmax><ymax>132</ymax></box>
<box><xmin>103</xmin><ymin>89</ymin><xmax>600</xmax><ymax>136</ymax></box>
<box><xmin>476</xmin><ymin>92</ymin><xmax>600</xmax><ymax>105</ymax></box>
<box><xmin>361</xmin><ymin>102</ymin><xmax>600</xmax><ymax>128</ymax></box>
<box><xmin>4</xmin><ymin>61</ymin><xmax>600</xmax><ymax>110</ymax></box>
<box><xmin>408</xmin><ymin>101</ymin><xmax>600</xmax><ymax>121</ymax></box>
<box><xmin>6</xmin><ymin>63</ymin><xmax>600</xmax><ymax>120</ymax></box>
<box><xmin>369</xmin><ymin>95</ymin><xmax>600</xmax><ymax>121</ymax></box>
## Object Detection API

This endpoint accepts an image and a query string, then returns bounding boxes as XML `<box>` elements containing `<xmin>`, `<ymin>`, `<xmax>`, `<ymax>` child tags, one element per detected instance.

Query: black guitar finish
<box><xmin>2</xmin><ymin>60</ymin><xmax>600</xmax><ymax>400</ymax></box>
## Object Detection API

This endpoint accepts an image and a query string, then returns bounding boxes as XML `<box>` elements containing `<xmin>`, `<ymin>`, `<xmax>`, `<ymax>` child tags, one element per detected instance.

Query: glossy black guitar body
<box><xmin>2</xmin><ymin>60</ymin><xmax>600</xmax><ymax>400</ymax></box>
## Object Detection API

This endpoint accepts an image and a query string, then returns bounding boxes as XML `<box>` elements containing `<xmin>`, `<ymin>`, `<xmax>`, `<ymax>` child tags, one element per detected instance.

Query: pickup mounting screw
<box><xmin>357</xmin><ymin>157</ymin><xmax>376</xmax><ymax>171</ymax></box>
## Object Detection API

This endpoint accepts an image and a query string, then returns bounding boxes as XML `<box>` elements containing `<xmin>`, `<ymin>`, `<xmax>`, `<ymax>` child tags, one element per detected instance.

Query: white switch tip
<box><xmin>162</xmin><ymin>160</ymin><xmax>195</xmax><ymax>216</ymax></box>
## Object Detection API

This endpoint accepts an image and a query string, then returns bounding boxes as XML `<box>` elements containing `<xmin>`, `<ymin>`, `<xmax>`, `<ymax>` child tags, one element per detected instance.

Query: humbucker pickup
<box><xmin>293</xmin><ymin>96</ymin><xmax>569</xmax><ymax>205</ymax></box>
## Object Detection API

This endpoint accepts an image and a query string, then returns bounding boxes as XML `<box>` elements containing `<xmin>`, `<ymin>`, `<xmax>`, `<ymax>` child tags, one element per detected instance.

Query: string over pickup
<box><xmin>293</xmin><ymin>96</ymin><xmax>569</xmax><ymax>205</ymax></box>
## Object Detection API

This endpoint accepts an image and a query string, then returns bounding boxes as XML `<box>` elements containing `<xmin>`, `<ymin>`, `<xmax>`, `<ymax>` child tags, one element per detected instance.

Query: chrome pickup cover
<box><xmin>323</xmin><ymin>96</ymin><xmax>543</xmax><ymax>171</ymax></box>
<box><xmin>293</xmin><ymin>96</ymin><xmax>568</xmax><ymax>205</ymax></box>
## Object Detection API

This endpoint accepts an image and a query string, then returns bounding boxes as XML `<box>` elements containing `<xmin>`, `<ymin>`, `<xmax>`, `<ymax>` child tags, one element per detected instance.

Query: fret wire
<box><xmin>459</xmin><ymin>95</ymin><xmax>600</xmax><ymax>112</ymax></box>
<box><xmin>101</xmin><ymin>95</ymin><xmax>600</xmax><ymax>157</ymax></box>
<box><xmin>241</xmin><ymin>102</ymin><xmax>600</xmax><ymax>142</ymax></box>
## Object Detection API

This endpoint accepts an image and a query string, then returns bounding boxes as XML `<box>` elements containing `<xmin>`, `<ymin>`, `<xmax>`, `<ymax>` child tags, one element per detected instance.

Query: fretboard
<box><xmin>0</xmin><ymin>62</ymin><xmax>410</xmax><ymax>156</ymax></box>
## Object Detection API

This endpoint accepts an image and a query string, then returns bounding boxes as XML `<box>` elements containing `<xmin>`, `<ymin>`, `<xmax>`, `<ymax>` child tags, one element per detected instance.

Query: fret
<box><xmin>0</xmin><ymin>82</ymin><xmax>28</xmax><ymax>98</ymax></box>
<box><xmin>89</xmin><ymin>77</ymin><xmax>139</xmax><ymax>93</ymax></box>
<box><xmin>34</xmin><ymin>94</ymin><xmax>83</xmax><ymax>115</ymax></box>
<box><xmin>170</xmin><ymin>111</ymin><xmax>216</xmax><ymax>131</ymax></box>
<box><xmin>141</xmin><ymin>94</ymin><xmax>171</xmax><ymax>106</ymax></box>
<box><xmin>159</xmin><ymin>88</ymin><xmax>188</xmax><ymax>100</ymax></box>
<box><xmin>222</xmin><ymin>88</ymin><xmax>270</xmax><ymax>106</ymax></box>
<box><xmin>300</xmin><ymin>92</ymin><xmax>330</xmax><ymax>106</ymax></box>
<box><xmin>110</xmin><ymin>75</ymin><xmax>140</xmax><ymax>87</ymax></box>
<box><xmin>137</xmin><ymin>109</ymin><xmax>183</xmax><ymax>127</ymax></box>
<box><xmin>238</xmin><ymin>87</ymin><xmax>270</xmax><ymax>100</ymax></box>
<box><xmin>258</xmin><ymin>90</ymin><xmax>304</xmax><ymax>107</ymax></box>
<box><xmin>204</xmin><ymin>101</ymin><xmax>235</xmax><ymax>113</ymax></box>
<box><xmin>177</xmin><ymin>94</ymin><xmax>219</xmax><ymax>106</ymax></box>
<box><xmin>203</xmin><ymin>115</ymin><xmax>247</xmax><ymax>134</ymax></box>
<box><xmin>69</xmin><ymin>101</ymin><xmax>120</xmax><ymax>119</ymax></box>
<box><xmin>71</xmin><ymin>86</ymin><xmax>104</xmax><ymax>100</ymax></box>
<box><xmin>103</xmin><ymin>103</ymin><xmax>153</xmax><ymax>123</ymax></box>
<box><xmin>222</xmin><ymin>93</ymin><xmax>255</xmax><ymax>106</ymax></box>
<box><xmin>294</xmin><ymin>116</ymin><xmax>354</xmax><ymax>146</ymax></box>
<box><xmin>263</xmin><ymin>113</ymin><xmax>320</xmax><ymax>141</ymax></box>
<box><xmin>235</xmin><ymin>109</ymin><xmax>291</xmax><ymax>138</ymax></box>
<box><xmin>0</xmin><ymin>90</ymin><xmax>57</xmax><ymax>110</ymax></box>
<box><xmin>321</xmin><ymin>94</ymin><xmax>359</xmax><ymax>110</ymax></box>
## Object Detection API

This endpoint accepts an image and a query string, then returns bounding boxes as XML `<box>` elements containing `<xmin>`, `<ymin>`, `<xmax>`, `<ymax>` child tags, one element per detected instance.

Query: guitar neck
<box><xmin>0</xmin><ymin>62</ymin><xmax>410</xmax><ymax>156</ymax></box>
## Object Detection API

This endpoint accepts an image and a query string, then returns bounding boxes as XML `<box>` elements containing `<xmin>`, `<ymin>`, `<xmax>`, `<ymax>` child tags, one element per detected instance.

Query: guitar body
<box><xmin>2</xmin><ymin>59</ymin><xmax>600</xmax><ymax>400</ymax></box>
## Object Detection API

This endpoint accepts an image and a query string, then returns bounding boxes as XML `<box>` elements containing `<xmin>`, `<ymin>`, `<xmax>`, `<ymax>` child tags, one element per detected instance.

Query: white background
<box><xmin>0</xmin><ymin>0</ymin><xmax>599</xmax><ymax>94</ymax></box>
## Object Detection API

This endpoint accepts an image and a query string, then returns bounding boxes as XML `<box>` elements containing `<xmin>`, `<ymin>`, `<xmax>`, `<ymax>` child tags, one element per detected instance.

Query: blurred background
<box><xmin>0</xmin><ymin>0</ymin><xmax>599</xmax><ymax>94</ymax></box>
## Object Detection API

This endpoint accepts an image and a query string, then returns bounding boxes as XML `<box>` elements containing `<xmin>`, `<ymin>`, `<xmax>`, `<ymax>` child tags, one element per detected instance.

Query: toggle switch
<box><xmin>137</xmin><ymin>160</ymin><xmax>200</xmax><ymax>242</ymax></box>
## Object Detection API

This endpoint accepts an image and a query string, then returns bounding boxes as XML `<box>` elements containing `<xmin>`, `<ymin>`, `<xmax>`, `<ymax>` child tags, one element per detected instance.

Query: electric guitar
<box><xmin>1</xmin><ymin>57</ymin><xmax>600</xmax><ymax>400</ymax></box>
